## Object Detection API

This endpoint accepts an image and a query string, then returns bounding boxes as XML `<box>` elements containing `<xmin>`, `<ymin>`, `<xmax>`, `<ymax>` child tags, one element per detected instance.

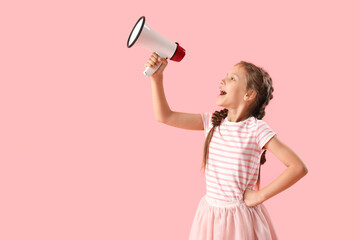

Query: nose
<box><xmin>220</xmin><ymin>78</ymin><xmax>226</xmax><ymax>85</ymax></box>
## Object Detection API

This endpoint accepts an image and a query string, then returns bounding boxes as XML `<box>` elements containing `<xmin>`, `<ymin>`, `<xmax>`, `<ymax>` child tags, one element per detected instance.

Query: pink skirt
<box><xmin>188</xmin><ymin>194</ymin><xmax>278</xmax><ymax>240</ymax></box>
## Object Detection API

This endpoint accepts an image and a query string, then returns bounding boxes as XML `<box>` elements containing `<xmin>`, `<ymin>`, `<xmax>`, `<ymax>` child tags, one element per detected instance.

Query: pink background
<box><xmin>1</xmin><ymin>0</ymin><xmax>359</xmax><ymax>239</ymax></box>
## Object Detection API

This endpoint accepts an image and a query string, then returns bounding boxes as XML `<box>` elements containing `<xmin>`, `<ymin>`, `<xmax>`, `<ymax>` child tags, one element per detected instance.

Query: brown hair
<box><xmin>201</xmin><ymin>61</ymin><xmax>274</xmax><ymax>190</ymax></box>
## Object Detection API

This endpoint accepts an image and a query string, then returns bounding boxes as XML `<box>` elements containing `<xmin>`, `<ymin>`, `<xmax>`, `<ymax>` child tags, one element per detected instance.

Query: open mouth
<box><xmin>219</xmin><ymin>89</ymin><xmax>227</xmax><ymax>95</ymax></box>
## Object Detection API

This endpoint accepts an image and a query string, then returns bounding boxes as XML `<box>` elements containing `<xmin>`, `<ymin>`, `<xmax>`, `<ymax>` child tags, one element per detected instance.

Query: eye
<box><xmin>231</xmin><ymin>77</ymin><xmax>235</xmax><ymax>80</ymax></box>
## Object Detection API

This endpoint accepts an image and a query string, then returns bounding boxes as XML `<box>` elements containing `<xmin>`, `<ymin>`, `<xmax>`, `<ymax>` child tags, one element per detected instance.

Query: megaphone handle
<box><xmin>143</xmin><ymin>64</ymin><xmax>162</xmax><ymax>77</ymax></box>
<box><xmin>143</xmin><ymin>52</ymin><xmax>167</xmax><ymax>77</ymax></box>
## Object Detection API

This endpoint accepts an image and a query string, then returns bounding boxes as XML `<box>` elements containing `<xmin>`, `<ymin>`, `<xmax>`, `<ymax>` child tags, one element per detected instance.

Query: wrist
<box><xmin>258</xmin><ymin>189</ymin><xmax>267</xmax><ymax>202</ymax></box>
<box><xmin>150</xmin><ymin>75</ymin><xmax>163</xmax><ymax>82</ymax></box>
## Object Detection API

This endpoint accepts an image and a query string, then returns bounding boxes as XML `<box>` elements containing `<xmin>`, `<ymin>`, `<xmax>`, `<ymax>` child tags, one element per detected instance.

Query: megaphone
<box><xmin>127</xmin><ymin>16</ymin><xmax>186</xmax><ymax>77</ymax></box>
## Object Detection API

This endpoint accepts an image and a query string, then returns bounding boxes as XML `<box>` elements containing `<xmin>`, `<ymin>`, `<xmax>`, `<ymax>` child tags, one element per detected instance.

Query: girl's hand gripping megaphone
<box><xmin>143</xmin><ymin>52</ymin><xmax>168</xmax><ymax>77</ymax></box>
<box><xmin>127</xmin><ymin>16</ymin><xmax>186</xmax><ymax>77</ymax></box>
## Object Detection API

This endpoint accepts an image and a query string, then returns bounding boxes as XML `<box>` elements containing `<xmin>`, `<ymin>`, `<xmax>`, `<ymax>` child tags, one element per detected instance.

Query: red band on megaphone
<box><xmin>170</xmin><ymin>42</ymin><xmax>186</xmax><ymax>62</ymax></box>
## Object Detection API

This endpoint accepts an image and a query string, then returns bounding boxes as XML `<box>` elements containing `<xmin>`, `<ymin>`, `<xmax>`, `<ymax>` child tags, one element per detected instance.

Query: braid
<box><xmin>211</xmin><ymin>108</ymin><xmax>228</xmax><ymax>126</ymax></box>
<box><xmin>251</xmin><ymin>68</ymin><xmax>274</xmax><ymax>120</ymax></box>
<box><xmin>201</xmin><ymin>108</ymin><xmax>228</xmax><ymax>173</ymax></box>
<box><xmin>254</xmin><ymin>68</ymin><xmax>274</xmax><ymax>190</ymax></box>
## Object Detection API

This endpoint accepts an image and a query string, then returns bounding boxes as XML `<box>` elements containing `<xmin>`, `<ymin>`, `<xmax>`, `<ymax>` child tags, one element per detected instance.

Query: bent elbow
<box><xmin>302</xmin><ymin>165</ymin><xmax>309</xmax><ymax>175</ymax></box>
<box><xmin>291</xmin><ymin>164</ymin><xmax>308</xmax><ymax>176</ymax></box>
<box><xmin>155</xmin><ymin>116</ymin><xmax>167</xmax><ymax>124</ymax></box>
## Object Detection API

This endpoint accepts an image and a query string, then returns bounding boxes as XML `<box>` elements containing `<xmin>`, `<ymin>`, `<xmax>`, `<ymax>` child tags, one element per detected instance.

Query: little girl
<box><xmin>145</xmin><ymin>52</ymin><xmax>308</xmax><ymax>240</ymax></box>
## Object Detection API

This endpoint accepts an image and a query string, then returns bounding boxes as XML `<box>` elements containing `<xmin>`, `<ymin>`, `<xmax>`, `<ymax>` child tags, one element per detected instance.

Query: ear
<box><xmin>244</xmin><ymin>89</ymin><xmax>257</xmax><ymax>102</ymax></box>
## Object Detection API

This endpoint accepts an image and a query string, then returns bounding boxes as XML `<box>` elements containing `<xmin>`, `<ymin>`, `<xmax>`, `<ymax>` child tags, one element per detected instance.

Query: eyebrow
<box><xmin>227</xmin><ymin>73</ymin><xmax>239</xmax><ymax>78</ymax></box>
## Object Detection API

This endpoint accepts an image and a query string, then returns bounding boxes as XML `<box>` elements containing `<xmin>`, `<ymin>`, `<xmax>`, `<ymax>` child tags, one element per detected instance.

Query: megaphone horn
<box><xmin>127</xmin><ymin>16</ymin><xmax>186</xmax><ymax>77</ymax></box>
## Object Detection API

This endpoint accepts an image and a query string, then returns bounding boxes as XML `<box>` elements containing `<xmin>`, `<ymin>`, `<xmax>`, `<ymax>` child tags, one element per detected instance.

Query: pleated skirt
<box><xmin>188</xmin><ymin>194</ymin><xmax>278</xmax><ymax>240</ymax></box>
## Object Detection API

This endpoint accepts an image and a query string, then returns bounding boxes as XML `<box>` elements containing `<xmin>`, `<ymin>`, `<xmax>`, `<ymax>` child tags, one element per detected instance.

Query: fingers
<box><xmin>144</xmin><ymin>52</ymin><xmax>168</xmax><ymax>68</ymax></box>
<box><xmin>144</xmin><ymin>52</ymin><xmax>159</xmax><ymax>67</ymax></box>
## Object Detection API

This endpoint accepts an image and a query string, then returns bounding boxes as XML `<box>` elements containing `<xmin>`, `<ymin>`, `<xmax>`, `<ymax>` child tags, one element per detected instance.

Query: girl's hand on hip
<box><xmin>243</xmin><ymin>189</ymin><xmax>264</xmax><ymax>207</ymax></box>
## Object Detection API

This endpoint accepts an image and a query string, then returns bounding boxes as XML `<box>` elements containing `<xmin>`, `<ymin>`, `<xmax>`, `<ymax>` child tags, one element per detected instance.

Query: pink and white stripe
<box><xmin>201</xmin><ymin>112</ymin><xmax>276</xmax><ymax>203</ymax></box>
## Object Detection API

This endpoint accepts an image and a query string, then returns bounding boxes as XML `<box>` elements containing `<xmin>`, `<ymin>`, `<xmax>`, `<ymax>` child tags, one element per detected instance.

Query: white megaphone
<box><xmin>127</xmin><ymin>16</ymin><xmax>186</xmax><ymax>77</ymax></box>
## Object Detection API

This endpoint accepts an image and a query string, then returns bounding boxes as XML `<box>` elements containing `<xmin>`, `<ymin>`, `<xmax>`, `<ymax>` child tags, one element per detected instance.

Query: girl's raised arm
<box><xmin>162</xmin><ymin>111</ymin><xmax>203</xmax><ymax>130</ymax></box>
<box><xmin>146</xmin><ymin>52</ymin><xmax>204</xmax><ymax>131</ymax></box>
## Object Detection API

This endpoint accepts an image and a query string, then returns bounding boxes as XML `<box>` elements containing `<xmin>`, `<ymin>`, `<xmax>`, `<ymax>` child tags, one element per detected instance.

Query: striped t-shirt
<box><xmin>201</xmin><ymin>112</ymin><xmax>276</xmax><ymax>203</ymax></box>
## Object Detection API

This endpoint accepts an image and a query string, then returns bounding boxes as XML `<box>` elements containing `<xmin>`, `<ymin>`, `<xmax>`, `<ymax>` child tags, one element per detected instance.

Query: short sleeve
<box><xmin>256</xmin><ymin>120</ymin><xmax>276</xmax><ymax>150</ymax></box>
<box><xmin>201</xmin><ymin>112</ymin><xmax>212</xmax><ymax>137</ymax></box>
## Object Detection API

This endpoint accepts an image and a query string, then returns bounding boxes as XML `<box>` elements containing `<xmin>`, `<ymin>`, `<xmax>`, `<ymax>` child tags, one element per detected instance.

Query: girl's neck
<box><xmin>226</xmin><ymin>109</ymin><xmax>250</xmax><ymax>122</ymax></box>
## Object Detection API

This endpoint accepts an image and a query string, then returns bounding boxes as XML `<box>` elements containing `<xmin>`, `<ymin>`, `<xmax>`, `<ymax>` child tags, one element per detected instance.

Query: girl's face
<box><xmin>216</xmin><ymin>65</ymin><xmax>250</xmax><ymax>108</ymax></box>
